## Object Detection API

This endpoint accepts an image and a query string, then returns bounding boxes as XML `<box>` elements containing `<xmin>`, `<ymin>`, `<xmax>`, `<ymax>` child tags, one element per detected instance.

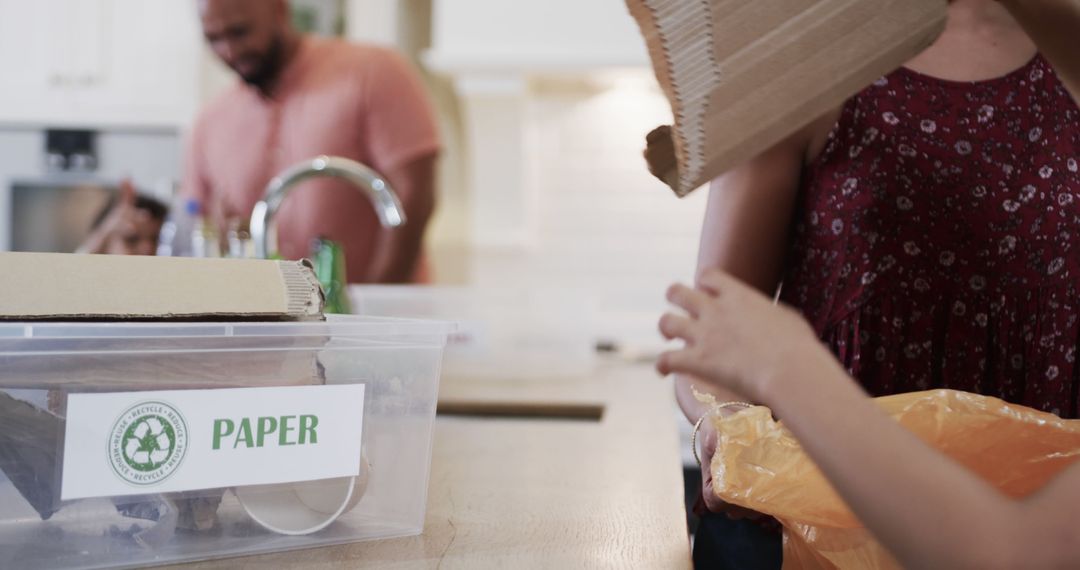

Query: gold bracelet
<box><xmin>691</xmin><ymin>401</ymin><xmax>754</xmax><ymax>468</ymax></box>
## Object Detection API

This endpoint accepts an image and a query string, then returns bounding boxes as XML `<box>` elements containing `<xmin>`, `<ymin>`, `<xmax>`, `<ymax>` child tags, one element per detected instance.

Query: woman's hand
<box><xmin>695</xmin><ymin>415</ymin><xmax>765</xmax><ymax>518</ymax></box>
<box><xmin>658</xmin><ymin>269</ymin><xmax>819</xmax><ymax>404</ymax></box>
<box><xmin>643</xmin><ymin>125</ymin><xmax>679</xmax><ymax>189</ymax></box>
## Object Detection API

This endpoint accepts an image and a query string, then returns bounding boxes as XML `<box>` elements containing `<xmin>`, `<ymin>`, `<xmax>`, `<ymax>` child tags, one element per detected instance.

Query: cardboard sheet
<box><xmin>0</xmin><ymin>252</ymin><xmax>323</xmax><ymax>320</ymax></box>
<box><xmin>627</xmin><ymin>0</ymin><xmax>948</xmax><ymax>196</ymax></box>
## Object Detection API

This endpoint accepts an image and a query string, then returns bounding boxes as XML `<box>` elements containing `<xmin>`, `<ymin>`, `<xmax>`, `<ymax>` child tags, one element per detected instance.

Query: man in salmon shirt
<box><xmin>186</xmin><ymin>0</ymin><xmax>440</xmax><ymax>283</ymax></box>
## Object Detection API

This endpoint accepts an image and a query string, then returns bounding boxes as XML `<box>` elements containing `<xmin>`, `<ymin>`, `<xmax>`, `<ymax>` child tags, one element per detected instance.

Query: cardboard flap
<box><xmin>627</xmin><ymin>0</ymin><xmax>948</xmax><ymax>196</ymax></box>
<box><xmin>0</xmin><ymin>253</ymin><xmax>324</xmax><ymax>320</ymax></box>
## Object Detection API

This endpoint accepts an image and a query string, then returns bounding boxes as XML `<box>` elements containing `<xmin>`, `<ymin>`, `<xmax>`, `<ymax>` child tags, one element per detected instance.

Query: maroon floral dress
<box><xmin>780</xmin><ymin>55</ymin><xmax>1080</xmax><ymax>418</ymax></box>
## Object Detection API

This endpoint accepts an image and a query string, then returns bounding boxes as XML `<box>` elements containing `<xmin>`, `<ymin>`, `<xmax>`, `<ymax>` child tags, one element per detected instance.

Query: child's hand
<box><xmin>658</xmin><ymin>269</ymin><xmax>817</xmax><ymax>403</ymax></box>
<box><xmin>78</xmin><ymin>180</ymin><xmax>148</xmax><ymax>255</ymax></box>
<box><xmin>97</xmin><ymin>181</ymin><xmax>144</xmax><ymax>252</ymax></box>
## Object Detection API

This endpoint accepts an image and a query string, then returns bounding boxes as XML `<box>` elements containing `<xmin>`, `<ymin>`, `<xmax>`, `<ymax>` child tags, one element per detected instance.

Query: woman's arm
<box><xmin>674</xmin><ymin>118</ymin><xmax>821</xmax><ymax>422</ymax></box>
<box><xmin>1000</xmin><ymin>0</ymin><xmax>1080</xmax><ymax>102</ymax></box>
<box><xmin>676</xmin><ymin>161</ymin><xmax>801</xmax><ymax>421</ymax></box>
<box><xmin>668</xmin><ymin>133</ymin><xmax>805</xmax><ymax>514</ymax></box>
<box><xmin>668</xmin><ymin>112</ymin><xmax>836</xmax><ymax>512</ymax></box>
<box><xmin>659</xmin><ymin>270</ymin><xmax>1080</xmax><ymax>569</ymax></box>
<box><xmin>675</xmin><ymin>136</ymin><xmax>805</xmax><ymax>513</ymax></box>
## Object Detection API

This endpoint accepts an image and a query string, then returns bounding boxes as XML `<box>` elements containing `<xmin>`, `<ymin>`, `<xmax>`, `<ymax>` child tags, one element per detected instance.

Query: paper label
<box><xmin>61</xmin><ymin>385</ymin><xmax>365</xmax><ymax>500</ymax></box>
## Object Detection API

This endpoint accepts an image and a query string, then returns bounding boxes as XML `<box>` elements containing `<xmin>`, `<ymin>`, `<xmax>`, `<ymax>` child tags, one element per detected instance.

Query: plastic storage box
<box><xmin>0</xmin><ymin>315</ymin><xmax>452</xmax><ymax>569</ymax></box>
<box><xmin>350</xmin><ymin>285</ymin><xmax>596</xmax><ymax>380</ymax></box>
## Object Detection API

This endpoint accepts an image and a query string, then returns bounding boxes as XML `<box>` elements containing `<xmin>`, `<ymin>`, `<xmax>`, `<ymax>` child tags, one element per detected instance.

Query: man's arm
<box><xmin>364</xmin><ymin>153</ymin><xmax>437</xmax><ymax>283</ymax></box>
<box><xmin>1000</xmin><ymin>0</ymin><xmax>1080</xmax><ymax>103</ymax></box>
<box><xmin>358</xmin><ymin>47</ymin><xmax>440</xmax><ymax>282</ymax></box>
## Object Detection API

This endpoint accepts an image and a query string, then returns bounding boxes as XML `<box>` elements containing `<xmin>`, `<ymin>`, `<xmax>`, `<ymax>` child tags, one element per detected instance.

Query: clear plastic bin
<box><xmin>350</xmin><ymin>285</ymin><xmax>595</xmax><ymax>380</ymax></box>
<box><xmin>0</xmin><ymin>315</ymin><xmax>452</xmax><ymax>570</ymax></box>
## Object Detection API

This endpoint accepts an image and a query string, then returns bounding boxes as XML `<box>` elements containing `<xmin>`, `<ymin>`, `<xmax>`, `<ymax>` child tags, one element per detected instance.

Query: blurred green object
<box><xmin>291</xmin><ymin>8</ymin><xmax>317</xmax><ymax>33</ymax></box>
<box><xmin>290</xmin><ymin>0</ymin><xmax>346</xmax><ymax>36</ymax></box>
<box><xmin>311</xmin><ymin>237</ymin><xmax>351</xmax><ymax>314</ymax></box>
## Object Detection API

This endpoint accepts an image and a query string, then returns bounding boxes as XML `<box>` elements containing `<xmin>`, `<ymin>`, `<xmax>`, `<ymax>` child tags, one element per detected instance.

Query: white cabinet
<box><xmin>0</xmin><ymin>0</ymin><xmax>202</xmax><ymax>128</ymax></box>
<box><xmin>0</xmin><ymin>2</ymin><xmax>69</xmax><ymax>120</ymax></box>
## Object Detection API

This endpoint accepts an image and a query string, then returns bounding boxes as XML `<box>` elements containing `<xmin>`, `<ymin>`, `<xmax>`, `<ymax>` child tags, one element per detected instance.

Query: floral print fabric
<box><xmin>780</xmin><ymin>55</ymin><xmax>1080</xmax><ymax>417</ymax></box>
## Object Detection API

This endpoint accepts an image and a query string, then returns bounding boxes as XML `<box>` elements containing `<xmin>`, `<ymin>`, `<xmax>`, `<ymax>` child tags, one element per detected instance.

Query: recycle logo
<box><xmin>109</xmin><ymin>402</ymin><xmax>188</xmax><ymax>486</ymax></box>
<box><xmin>123</xmin><ymin>415</ymin><xmax>175</xmax><ymax>471</ymax></box>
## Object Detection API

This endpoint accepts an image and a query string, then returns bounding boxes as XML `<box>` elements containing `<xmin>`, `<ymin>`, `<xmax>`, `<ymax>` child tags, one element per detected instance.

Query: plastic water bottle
<box><xmin>157</xmin><ymin>198</ymin><xmax>202</xmax><ymax>257</ymax></box>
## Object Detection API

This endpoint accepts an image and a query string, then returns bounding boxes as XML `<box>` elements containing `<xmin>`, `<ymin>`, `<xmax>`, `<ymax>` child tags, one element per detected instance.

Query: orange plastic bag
<box><xmin>706</xmin><ymin>390</ymin><xmax>1080</xmax><ymax>569</ymax></box>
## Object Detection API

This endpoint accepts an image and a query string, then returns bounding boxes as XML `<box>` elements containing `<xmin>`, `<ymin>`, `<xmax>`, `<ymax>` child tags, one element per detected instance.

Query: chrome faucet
<box><xmin>249</xmin><ymin>155</ymin><xmax>406</xmax><ymax>259</ymax></box>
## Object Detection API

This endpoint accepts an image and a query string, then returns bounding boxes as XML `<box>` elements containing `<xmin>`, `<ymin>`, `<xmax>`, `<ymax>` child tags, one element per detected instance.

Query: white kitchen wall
<box><xmin>416</xmin><ymin>0</ymin><xmax>708</xmax><ymax>339</ymax></box>
<box><xmin>454</xmin><ymin>75</ymin><xmax>708</xmax><ymax>342</ymax></box>
<box><xmin>428</xmin><ymin>0</ymin><xmax>649</xmax><ymax>69</ymax></box>
<box><xmin>346</xmin><ymin>0</ymin><xmax>400</xmax><ymax>46</ymax></box>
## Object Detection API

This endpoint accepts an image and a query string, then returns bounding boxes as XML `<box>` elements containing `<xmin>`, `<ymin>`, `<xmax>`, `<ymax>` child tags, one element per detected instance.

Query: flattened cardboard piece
<box><xmin>0</xmin><ymin>392</ymin><xmax>63</xmax><ymax>520</ymax></box>
<box><xmin>628</xmin><ymin>0</ymin><xmax>948</xmax><ymax>196</ymax></box>
<box><xmin>0</xmin><ymin>252</ymin><xmax>323</xmax><ymax>320</ymax></box>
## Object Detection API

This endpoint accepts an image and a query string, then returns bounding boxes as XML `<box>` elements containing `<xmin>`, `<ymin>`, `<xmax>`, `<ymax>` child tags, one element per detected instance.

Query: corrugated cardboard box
<box><xmin>0</xmin><ymin>253</ymin><xmax>327</xmax><ymax>391</ymax></box>
<box><xmin>0</xmin><ymin>252</ymin><xmax>323</xmax><ymax>320</ymax></box>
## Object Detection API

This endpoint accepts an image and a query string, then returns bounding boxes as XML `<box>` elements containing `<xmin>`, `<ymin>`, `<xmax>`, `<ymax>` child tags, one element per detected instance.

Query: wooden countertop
<box><xmin>170</xmin><ymin>361</ymin><xmax>691</xmax><ymax>569</ymax></box>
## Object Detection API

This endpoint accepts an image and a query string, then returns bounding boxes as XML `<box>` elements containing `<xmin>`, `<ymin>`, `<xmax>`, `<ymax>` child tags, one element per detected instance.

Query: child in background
<box><xmin>77</xmin><ymin>180</ymin><xmax>168</xmax><ymax>256</ymax></box>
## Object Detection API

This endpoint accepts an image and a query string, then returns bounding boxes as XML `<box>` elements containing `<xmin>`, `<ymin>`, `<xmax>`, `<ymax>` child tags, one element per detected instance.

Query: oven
<box><xmin>5</xmin><ymin>177</ymin><xmax>116</xmax><ymax>253</ymax></box>
<box><xmin>0</xmin><ymin>126</ymin><xmax>182</xmax><ymax>253</ymax></box>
